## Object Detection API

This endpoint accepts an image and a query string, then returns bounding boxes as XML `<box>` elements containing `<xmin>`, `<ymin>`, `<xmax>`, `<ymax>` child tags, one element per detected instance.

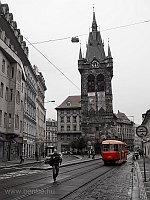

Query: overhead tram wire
<box><xmin>1</xmin><ymin>18</ymin><xmax>150</xmax><ymax>91</ymax></box>
<box><xmin>0</xmin><ymin>15</ymin><xmax>80</xmax><ymax>91</ymax></box>
<box><xmin>27</xmin><ymin>19</ymin><xmax>150</xmax><ymax>45</ymax></box>
<box><xmin>23</xmin><ymin>36</ymin><xmax>80</xmax><ymax>91</ymax></box>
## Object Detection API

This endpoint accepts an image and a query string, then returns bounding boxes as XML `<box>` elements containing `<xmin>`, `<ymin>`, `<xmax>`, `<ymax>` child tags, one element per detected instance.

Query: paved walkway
<box><xmin>0</xmin><ymin>158</ymin><xmax>43</xmax><ymax>169</ymax></box>
<box><xmin>0</xmin><ymin>154</ymin><xmax>98</xmax><ymax>169</ymax></box>
<box><xmin>136</xmin><ymin>157</ymin><xmax>150</xmax><ymax>200</ymax></box>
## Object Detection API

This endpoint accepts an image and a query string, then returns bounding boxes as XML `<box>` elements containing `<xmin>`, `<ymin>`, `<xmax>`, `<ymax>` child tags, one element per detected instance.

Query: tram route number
<box><xmin>136</xmin><ymin>125</ymin><xmax>148</xmax><ymax>137</ymax></box>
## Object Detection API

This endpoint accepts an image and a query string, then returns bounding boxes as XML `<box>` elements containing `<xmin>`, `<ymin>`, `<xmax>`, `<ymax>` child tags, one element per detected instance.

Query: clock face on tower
<box><xmin>91</xmin><ymin>60</ymin><xmax>99</xmax><ymax>68</ymax></box>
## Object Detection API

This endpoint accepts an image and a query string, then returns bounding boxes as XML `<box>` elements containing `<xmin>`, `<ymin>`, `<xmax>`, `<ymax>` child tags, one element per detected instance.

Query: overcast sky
<box><xmin>2</xmin><ymin>0</ymin><xmax>150</xmax><ymax>124</ymax></box>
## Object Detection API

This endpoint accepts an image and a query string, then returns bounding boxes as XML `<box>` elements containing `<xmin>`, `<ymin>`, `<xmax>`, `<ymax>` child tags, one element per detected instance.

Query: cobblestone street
<box><xmin>73</xmin><ymin>161</ymin><xmax>133</xmax><ymax>200</ymax></box>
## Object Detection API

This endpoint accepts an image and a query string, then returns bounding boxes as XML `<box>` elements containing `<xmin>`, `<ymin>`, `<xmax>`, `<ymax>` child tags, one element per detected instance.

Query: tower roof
<box><xmin>108</xmin><ymin>40</ymin><xmax>112</xmax><ymax>57</ymax></box>
<box><xmin>86</xmin><ymin>11</ymin><xmax>106</xmax><ymax>62</ymax></box>
<box><xmin>92</xmin><ymin>11</ymin><xmax>97</xmax><ymax>31</ymax></box>
<box><xmin>79</xmin><ymin>45</ymin><xmax>82</xmax><ymax>60</ymax></box>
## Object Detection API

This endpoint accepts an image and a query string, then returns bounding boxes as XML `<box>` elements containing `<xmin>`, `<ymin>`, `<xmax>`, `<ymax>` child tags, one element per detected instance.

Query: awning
<box><xmin>0</xmin><ymin>136</ymin><xmax>8</xmax><ymax>142</ymax></box>
<box><xmin>14</xmin><ymin>137</ymin><xmax>23</xmax><ymax>144</ymax></box>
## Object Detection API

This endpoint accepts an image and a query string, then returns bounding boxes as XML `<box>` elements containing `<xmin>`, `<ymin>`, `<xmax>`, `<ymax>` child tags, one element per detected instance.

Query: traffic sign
<box><xmin>136</xmin><ymin>125</ymin><xmax>148</xmax><ymax>137</ymax></box>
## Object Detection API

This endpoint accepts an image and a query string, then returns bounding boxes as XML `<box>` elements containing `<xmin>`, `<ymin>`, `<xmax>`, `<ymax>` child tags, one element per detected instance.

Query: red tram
<box><xmin>101</xmin><ymin>140</ymin><xmax>128</xmax><ymax>165</ymax></box>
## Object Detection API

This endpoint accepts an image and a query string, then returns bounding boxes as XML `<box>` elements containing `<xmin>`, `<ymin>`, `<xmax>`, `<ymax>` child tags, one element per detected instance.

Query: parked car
<box><xmin>62</xmin><ymin>151</ymin><xmax>72</xmax><ymax>155</ymax></box>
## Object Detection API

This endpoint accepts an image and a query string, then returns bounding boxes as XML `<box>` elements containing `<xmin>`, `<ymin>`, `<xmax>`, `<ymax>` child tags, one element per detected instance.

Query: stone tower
<box><xmin>78</xmin><ymin>11</ymin><xmax>115</xmax><ymax>141</ymax></box>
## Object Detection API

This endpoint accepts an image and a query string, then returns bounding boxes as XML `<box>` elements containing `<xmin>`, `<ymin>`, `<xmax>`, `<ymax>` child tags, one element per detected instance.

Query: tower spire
<box><xmin>92</xmin><ymin>5</ymin><xmax>97</xmax><ymax>31</ymax></box>
<box><xmin>79</xmin><ymin>43</ymin><xmax>82</xmax><ymax>60</ymax></box>
<box><xmin>86</xmin><ymin>8</ymin><xmax>105</xmax><ymax>62</ymax></box>
<box><xmin>108</xmin><ymin>39</ymin><xmax>112</xmax><ymax>57</ymax></box>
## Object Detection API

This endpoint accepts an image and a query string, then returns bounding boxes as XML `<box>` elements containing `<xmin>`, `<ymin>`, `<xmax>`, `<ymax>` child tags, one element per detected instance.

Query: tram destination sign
<box><xmin>136</xmin><ymin>125</ymin><xmax>148</xmax><ymax>137</ymax></box>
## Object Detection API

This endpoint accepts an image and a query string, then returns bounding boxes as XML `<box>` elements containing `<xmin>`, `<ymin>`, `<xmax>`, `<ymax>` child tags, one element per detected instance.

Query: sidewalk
<box><xmin>0</xmin><ymin>154</ymin><xmax>101</xmax><ymax>170</ymax></box>
<box><xmin>0</xmin><ymin>158</ymin><xmax>44</xmax><ymax>169</ymax></box>
<box><xmin>136</xmin><ymin>157</ymin><xmax>150</xmax><ymax>200</ymax></box>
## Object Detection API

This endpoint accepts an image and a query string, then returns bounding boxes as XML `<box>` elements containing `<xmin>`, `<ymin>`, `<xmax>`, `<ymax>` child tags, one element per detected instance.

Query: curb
<box><xmin>0</xmin><ymin>160</ymin><xmax>44</xmax><ymax>170</ymax></box>
<box><xmin>30</xmin><ymin>157</ymin><xmax>101</xmax><ymax>170</ymax></box>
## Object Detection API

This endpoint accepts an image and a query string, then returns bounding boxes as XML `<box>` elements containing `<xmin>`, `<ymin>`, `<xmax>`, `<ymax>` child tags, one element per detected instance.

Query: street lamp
<box><xmin>44</xmin><ymin>100</ymin><xmax>55</xmax><ymax>103</ymax></box>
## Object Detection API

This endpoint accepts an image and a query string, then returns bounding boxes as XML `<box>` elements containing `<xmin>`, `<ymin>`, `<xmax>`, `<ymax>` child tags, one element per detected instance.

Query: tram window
<box><xmin>109</xmin><ymin>144</ymin><xmax>114</xmax><ymax>151</ymax></box>
<box><xmin>114</xmin><ymin>144</ymin><xmax>118</xmax><ymax>151</ymax></box>
<box><xmin>103</xmin><ymin>144</ymin><xmax>109</xmax><ymax>151</ymax></box>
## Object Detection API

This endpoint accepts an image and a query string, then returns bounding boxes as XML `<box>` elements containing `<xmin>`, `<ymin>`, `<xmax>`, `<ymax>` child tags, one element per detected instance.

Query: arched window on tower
<box><xmin>97</xmin><ymin>74</ymin><xmax>105</xmax><ymax>91</ymax></box>
<box><xmin>87</xmin><ymin>74</ymin><xmax>95</xmax><ymax>92</ymax></box>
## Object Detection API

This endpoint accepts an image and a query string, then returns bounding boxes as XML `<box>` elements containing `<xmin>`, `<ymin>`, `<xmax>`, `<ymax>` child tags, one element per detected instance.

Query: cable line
<box><xmin>27</xmin><ymin>19</ymin><xmax>150</xmax><ymax>45</ymax></box>
<box><xmin>0</xmin><ymin>14</ymin><xmax>80</xmax><ymax>91</ymax></box>
<box><xmin>1</xmin><ymin>16</ymin><xmax>150</xmax><ymax>91</ymax></box>
<box><xmin>23</xmin><ymin>36</ymin><xmax>80</xmax><ymax>91</ymax></box>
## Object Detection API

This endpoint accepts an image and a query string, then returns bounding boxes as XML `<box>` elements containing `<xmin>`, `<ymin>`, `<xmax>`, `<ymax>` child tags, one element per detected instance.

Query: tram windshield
<box><xmin>103</xmin><ymin>144</ymin><xmax>119</xmax><ymax>151</ymax></box>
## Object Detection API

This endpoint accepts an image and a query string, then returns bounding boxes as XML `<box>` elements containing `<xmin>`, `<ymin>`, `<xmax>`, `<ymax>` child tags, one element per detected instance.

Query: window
<box><xmin>8</xmin><ymin>113</ymin><xmax>11</xmax><ymax>128</ymax></box>
<box><xmin>11</xmin><ymin>66</ymin><xmax>14</xmax><ymax>78</ymax></box>
<box><xmin>2</xmin><ymin>59</ymin><xmax>5</xmax><ymax>73</ymax></box>
<box><xmin>21</xmin><ymin>100</ymin><xmax>23</xmax><ymax>111</ymax></box>
<box><xmin>0</xmin><ymin>110</ymin><xmax>2</xmax><ymax>126</ymax></box>
<box><xmin>10</xmin><ymin>89</ymin><xmax>13</xmax><ymax>101</ymax></box>
<box><xmin>21</xmin><ymin>83</ymin><xmax>23</xmax><ymax>93</ymax></box>
<box><xmin>20</xmin><ymin>120</ymin><xmax>22</xmax><ymax>133</ymax></box>
<box><xmin>73</xmin><ymin>125</ymin><xmax>77</xmax><ymax>131</ymax></box>
<box><xmin>61</xmin><ymin>135</ymin><xmax>64</xmax><ymax>140</ymax></box>
<box><xmin>0</xmin><ymin>82</ymin><xmax>4</xmax><ymax>97</ymax></box>
<box><xmin>87</xmin><ymin>74</ymin><xmax>95</xmax><ymax>92</ymax></box>
<box><xmin>7</xmin><ymin>65</ymin><xmax>10</xmax><ymax>77</ymax></box>
<box><xmin>5</xmin><ymin>87</ymin><xmax>9</xmax><ymax>101</ymax></box>
<box><xmin>67</xmin><ymin>125</ymin><xmax>70</xmax><ymax>131</ymax></box>
<box><xmin>103</xmin><ymin>144</ymin><xmax>109</xmax><ymax>152</ymax></box>
<box><xmin>97</xmin><ymin>74</ymin><xmax>105</xmax><ymax>91</ymax></box>
<box><xmin>61</xmin><ymin>110</ymin><xmax>64</xmax><ymax>114</ymax></box>
<box><xmin>4</xmin><ymin>112</ymin><xmax>7</xmax><ymax>128</ymax></box>
<box><xmin>18</xmin><ymin>70</ymin><xmax>21</xmax><ymax>82</ymax></box>
<box><xmin>67</xmin><ymin>135</ymin><xmax>70</xmax><ymax>140</ymax></box>
<box><xmin>15</xmin><ymin>114</ymin><xmax>19</xmax><ymax>129</ymax></box>
<box><xmin>114</xmin><ymin>144</ymin><xmax>118</xmax><ymax>151</ymax></box>
<box><xmin>73</xmin><ymin>116</ymin><xmax>76</xmax><ymax>123</ymax></box>
<box><xmin>60</xmin><ymin>117</ymin><xmax>64</xmax><ymax>123</ymax></box>
<box><xmin>96</xmin><ymin>127</ymin><xmax>99</xmax><ymax>131</ymax></box>
<box><xmin>16</xmin><ymin>90</ymin><xmax>20</xmax><ymax>104</ymax></box>
<box><xmin>66</xmin><ymin>101</ymin><xmax>71</xmax><ymax>106</ymax></box>
<box><xmin>67</xmin><ymin>116</ymin><xmax>70</xmax><ymax>123</ymax></box>
<box><xmin>61</xmin><ymin>126</ymin><xmax>64</xmax><ymax>131</ymax></box>
<box><xmin>79</xmin><ymin>116</ymin><xmax>81</xmax><ymax>122</ymax></box>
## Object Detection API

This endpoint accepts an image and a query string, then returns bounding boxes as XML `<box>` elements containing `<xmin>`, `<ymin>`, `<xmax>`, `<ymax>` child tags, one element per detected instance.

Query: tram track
<box><xmin>61</xmin><ymin>159</ymin><xmax>133</xmax><ymax>200</ymax></box>
<box><xmin>7</xmin><ymin>162</ymin><xmax>118</xmax><ymax>200</ymax></box>
<box><xmin>1</xmin><ymin>159</ymin><xmax>101</xmax><ymax>190</ymax></box>
<box><xmin>2</xmin><ymin>159</ymin><xmax>105</xmax><ymax>200</ymax></box>
<box><xmin>59</xmin><ymin>166</ymin><xmax>119</xmax><ymax>200</ymax></box>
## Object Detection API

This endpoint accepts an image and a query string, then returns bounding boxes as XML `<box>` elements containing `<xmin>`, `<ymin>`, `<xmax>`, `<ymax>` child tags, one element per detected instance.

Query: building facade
<box><xmin>78</xmin><ymin>11</ymin><xmax>114</xmax><ymax>142</ymax></box>
<box><xmin>46</xmin><ymin>119</ymin><xmax>57</xmax><ymax>148</ymax></box>
<box><xmin>0</xmin><ymin>3</ymin><xmax>47</xmax><ymax>161</ymax></box>
<box><xmin>23</xmin><ymin>65</ymin><xmax>37</xmax><ymax>158</ymax></box>
<box><xmin>115</xmin><ymin>111</ymin><xmax>135</xmax><ymax>151</ymax></box>
<box><xmin>141</xmin><ymin>110</ymin><xmax>150</xmax><ymax>158</ymax></box>
<box><xmin>56</xmin><ymin>96</ymin><xmax>81</xmax><ymax>152</ymax></box>
<box><xmin>0</xmin><ymin>3</ymin><xmax>27</xmax><ymax>161</ymax></box>
<box><xmin>35</xmin><ymin>68</ymin><xmax>47</xmax><ymax>158</ymax></box>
